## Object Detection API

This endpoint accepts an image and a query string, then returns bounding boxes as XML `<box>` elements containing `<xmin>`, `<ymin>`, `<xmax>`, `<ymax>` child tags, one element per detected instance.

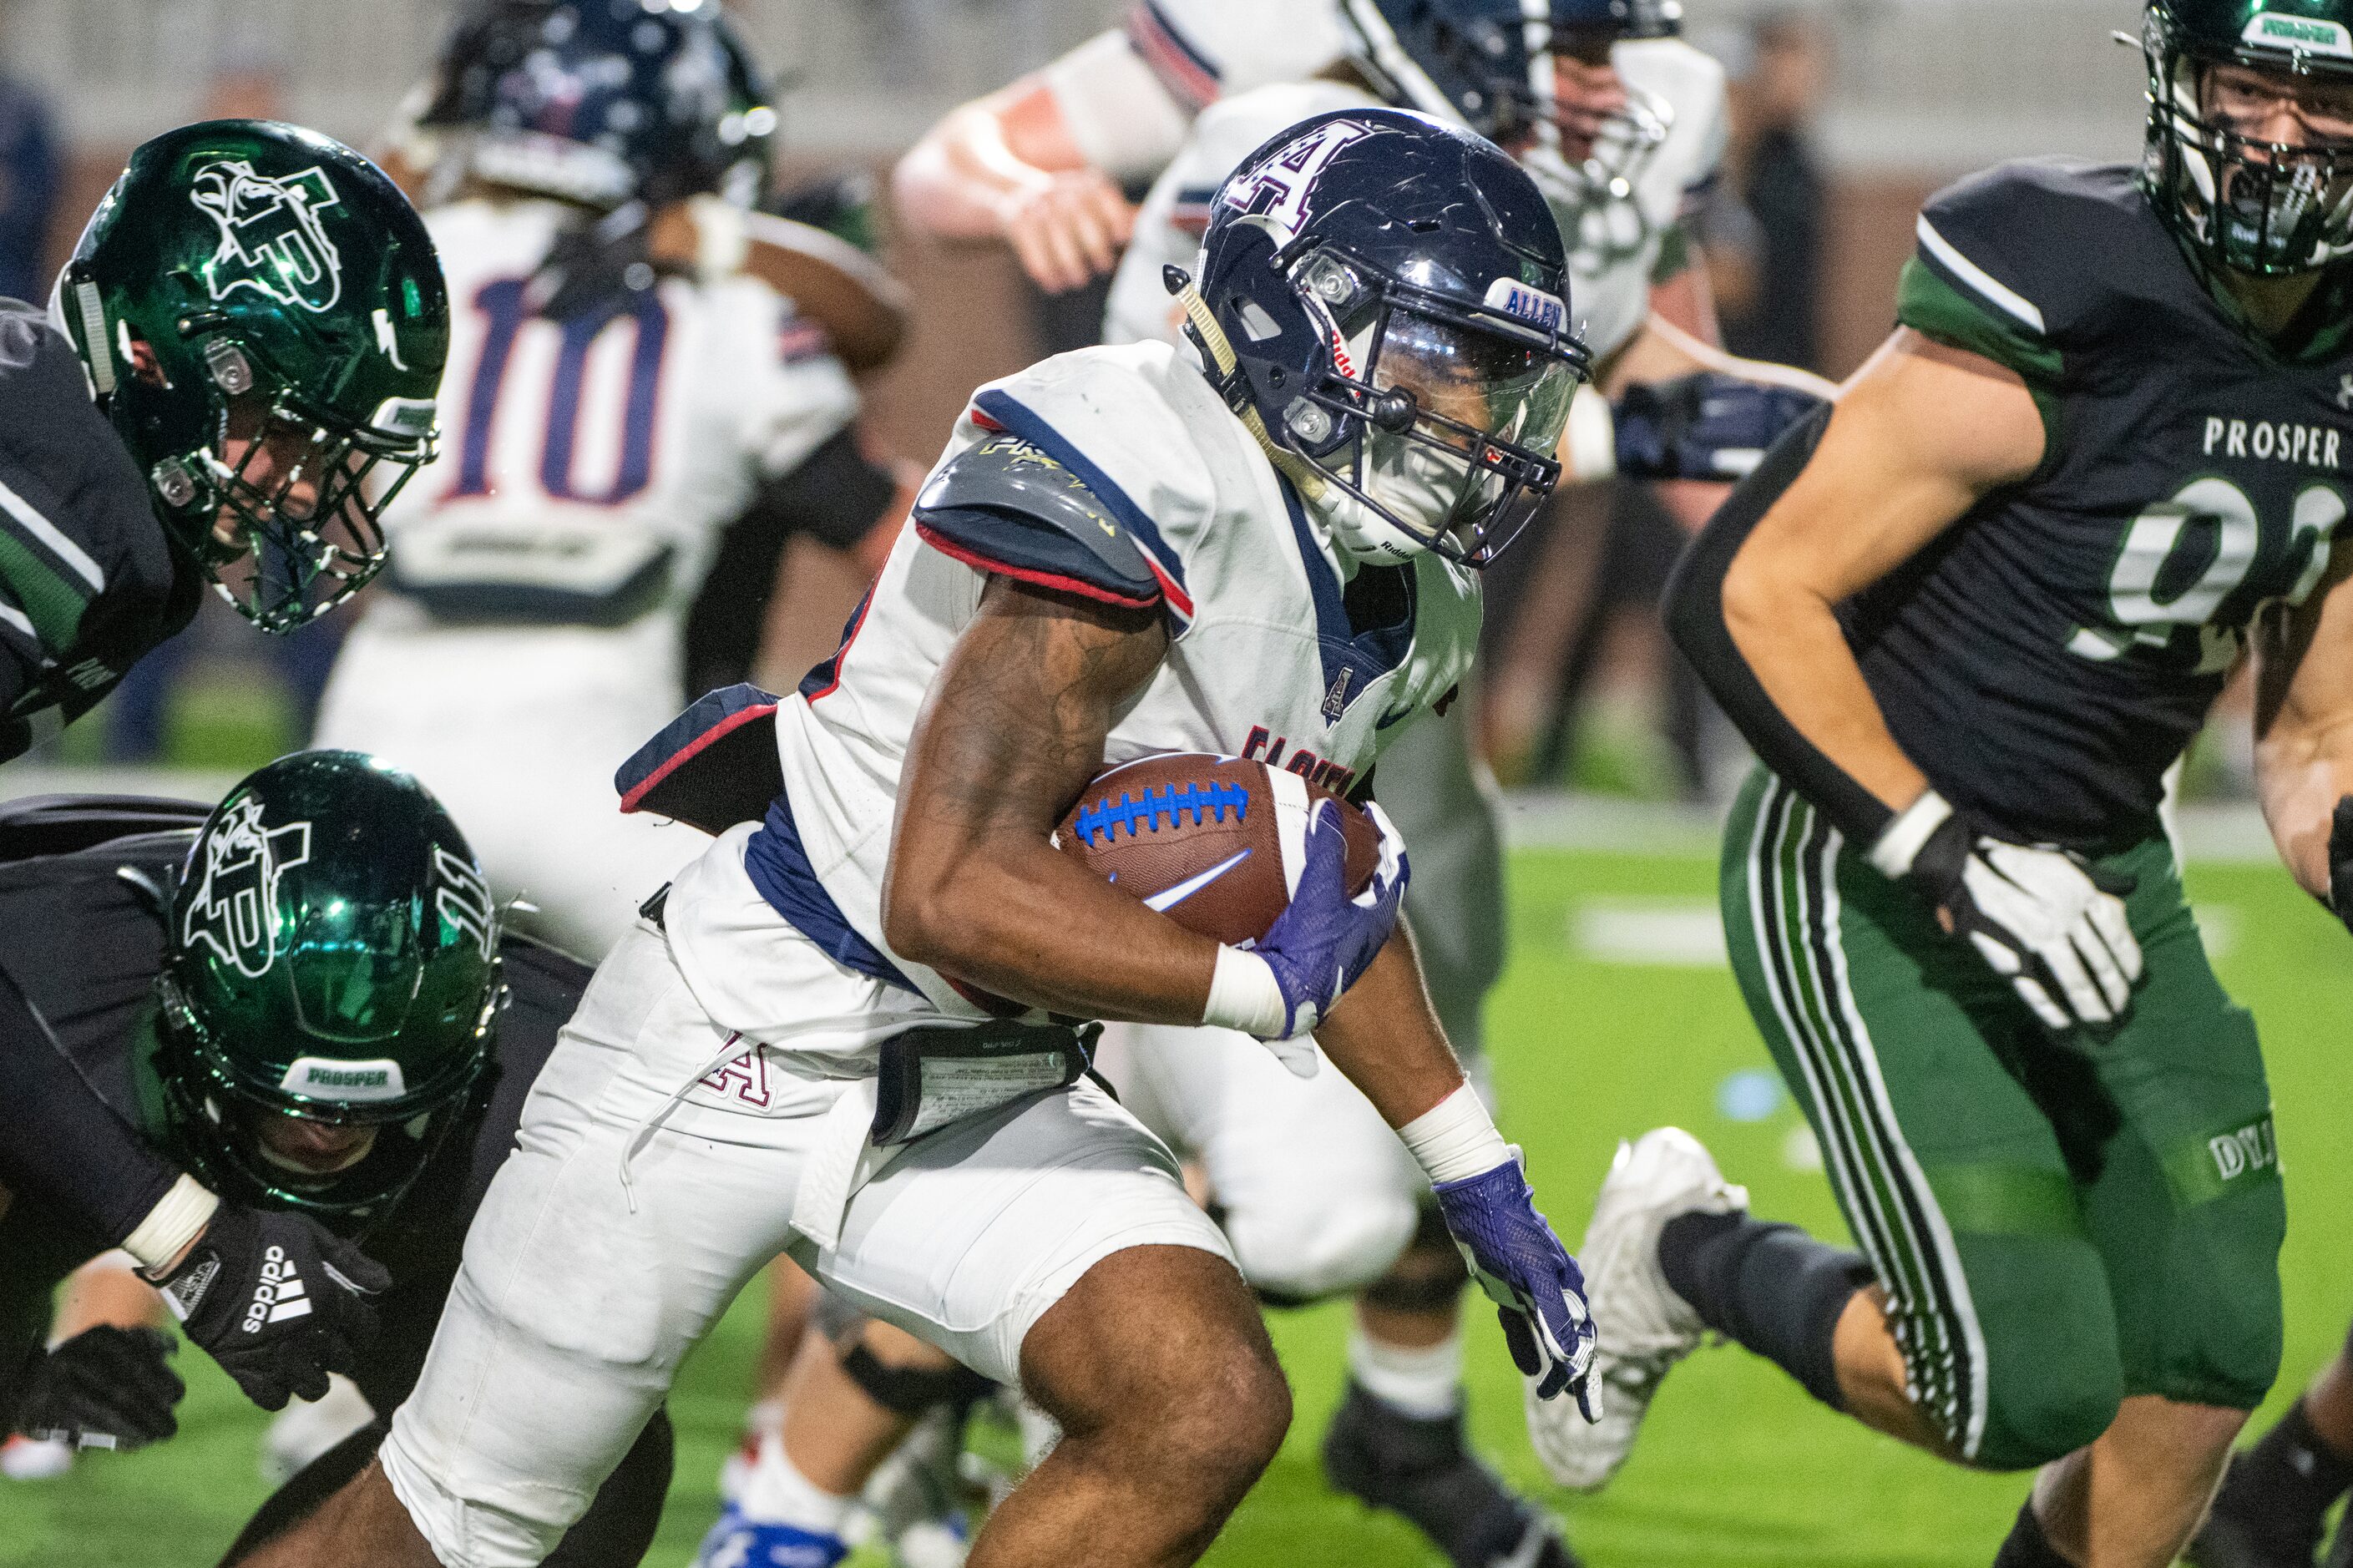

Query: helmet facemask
<box><xmin>1273</xmin><ymin>244</ymin><xmax>1583</xmax><ymax>566</ymax></box>
<box><xmin>171</xmin><ymin>366</ymin><xmax>434</xmax><ymax>632</ymax></box>
<box><xmin>2146</xmin><ymin>13</ymin><xmax>2353</xmax><ymax>276</ymax></box>
<box><xmin>154</xmin><ymin>970</ymin><xmax>496</xmax><ymax>1230</ymax></box>
<box><xmin>1517</xmin><ymin>48</ymin><xmax>1673</xmax><ymax>269</ymax></box>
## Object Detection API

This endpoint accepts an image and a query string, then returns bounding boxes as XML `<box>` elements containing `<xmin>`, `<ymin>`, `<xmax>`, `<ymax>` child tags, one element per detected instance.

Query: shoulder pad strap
<box><xmin>0</xmin><ymin>794</ymin><xmax>210</xmax><ymax>865</ymax></box>
<box><xmin>913</xmin><ymin>433</ymin><xmax>1162</xmax><ymax>609</ymax></box>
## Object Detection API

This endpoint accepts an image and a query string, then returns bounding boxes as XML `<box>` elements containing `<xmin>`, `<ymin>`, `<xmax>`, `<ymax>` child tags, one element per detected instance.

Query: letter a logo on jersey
<box><xmin>184</xmin><ymin>797</ymin><xmax>312</xmax><ymax>978</ymax></box>
<box><xmin>190</xmin><ymin>160</ymin><xmax>346</xmax><ymax>313</ymax></box>
<box><xmin>1223</xmin><ymin>119</ymin><xmax>1373</xmax><ymax>237</ymax></box>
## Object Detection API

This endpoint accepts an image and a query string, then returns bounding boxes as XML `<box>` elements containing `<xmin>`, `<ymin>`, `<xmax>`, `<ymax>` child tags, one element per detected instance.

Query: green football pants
<box><xmin>1721</xmin><ymin>769</ymin><xmax>2285</xmax><ymax>1470</ymax></box>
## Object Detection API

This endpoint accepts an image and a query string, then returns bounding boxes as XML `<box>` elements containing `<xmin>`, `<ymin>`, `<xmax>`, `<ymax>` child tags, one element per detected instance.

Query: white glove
<box><xmin>1871</xmin><ymin>792</ymin><xmax>2143</xmax><ymax>1030</ymax></box>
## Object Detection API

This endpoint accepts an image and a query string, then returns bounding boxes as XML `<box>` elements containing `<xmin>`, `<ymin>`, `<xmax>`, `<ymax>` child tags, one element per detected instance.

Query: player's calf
<box><xmin>974</xmin><ymin>1245</ymin><xmax>1288</xmax><ymax>1568</ymax></box>
<box><xmin>236</xmin><ymin>1456</ymin><xmax>442</xmax><ymax>1568</ymax></box>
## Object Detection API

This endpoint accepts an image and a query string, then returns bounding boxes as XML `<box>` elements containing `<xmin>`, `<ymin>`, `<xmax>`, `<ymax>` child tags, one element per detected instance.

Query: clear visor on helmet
<box><xmin>203</xmin><ymin>394</ymin><xmax>432</xmax><ymax>634</ymax></box>
<box><xmin>1334</xmin><ymin>304</ymin><xmax>1581</xmax><ymax>564</ymax></box>
<box><xmin>2160</xmin><ymin>48</ymin><xmax>2353</xmax><ymax>275</ymax></box>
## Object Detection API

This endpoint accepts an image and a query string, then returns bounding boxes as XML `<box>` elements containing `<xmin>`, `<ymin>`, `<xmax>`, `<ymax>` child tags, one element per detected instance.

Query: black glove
<box><xmin>148</xmin><ymin>1204</ymin><xmax>388</xmax><ymax>1411</ymax></box>
<box><xmin>7</xmin><ymin>1326</ymin><xmax>185</xmax><ymax>1451</ymax></box>
<box><xmin>1614</xmin><ymin>372</ymin><xmax>1827</xmax><ymax>482</ymax></box>
<box><xmin>2326</xmin><ymin>796</ymin><xmax>2353</xmax><ymax>937</ymax></box>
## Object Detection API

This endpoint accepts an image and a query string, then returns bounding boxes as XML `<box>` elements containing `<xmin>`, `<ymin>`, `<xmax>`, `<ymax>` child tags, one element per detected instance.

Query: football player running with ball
<box><xmin>0</xmin><ymin>119</ymin><xmax>445</xmax><ymax>1421</ymax></box>
<box><xmin>0</xmin><ymin>755</ymin><xmax>670</xmax><ymax>1565</ymax></box>
<box><xmin>1526</xmin><ymin>5</ymin><xmax>2353</xmax><ymax>1567</ymax></box>
<box><xmin>246</xmin><ymin>110</ymin><xmax>1596</xmax><ymax>1568</ymax></box>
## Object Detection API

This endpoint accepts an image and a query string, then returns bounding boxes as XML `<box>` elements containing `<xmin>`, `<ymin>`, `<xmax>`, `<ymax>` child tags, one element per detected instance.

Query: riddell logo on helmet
<box><xmin>2244</xmin><ymin>13</ymin><xmax>2353</xmax><ymax>58</ymax></box>
<box><xmin>189</xmin><ymin>159</ymin><xmax>347</xmax><ymax>313</ymax></box>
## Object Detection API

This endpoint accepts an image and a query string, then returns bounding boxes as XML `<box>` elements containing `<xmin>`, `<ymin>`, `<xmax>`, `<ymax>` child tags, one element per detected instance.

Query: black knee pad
<box><xmin>1359</xmin><ymin>1206</ymin><xmax>1469</xmax><ymax>1313</ymax></box>
<box><xmin>842</xmin><ymin>1343</ymin><xmax>996</xmax><ymax>1419</ymax></box>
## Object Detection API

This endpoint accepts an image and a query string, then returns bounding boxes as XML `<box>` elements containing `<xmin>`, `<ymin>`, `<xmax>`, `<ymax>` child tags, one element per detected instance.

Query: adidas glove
<box><xmin>7</xmin><ymin>1326</ymin><xmax>184</xmax><ymax>1451</ymax></box>
<box><xmin>145</xmin><ymin>1204</ymin><xmax>389</xmax><ymax>1412</ymax></box>
<box><xmin>1872</xmin><ymin>791</ymin><xmax>2142</xmax><ymax>1031</ymax></box>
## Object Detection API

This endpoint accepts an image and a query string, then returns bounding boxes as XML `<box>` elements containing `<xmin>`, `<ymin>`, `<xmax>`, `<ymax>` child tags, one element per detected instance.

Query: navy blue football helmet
<box><xmin>1181</xmin><ymin>109</ymin><xmax>1590</xmax><ymax>568</ymax></box>
<box><xmin>1338</xmin><ymin>0</ymin><xmax>1679</xmax><ymax>142</ymax></box>
<box><xmin>454</xmin><ymin>0</ymin><xmax>775</xmax><ymax>210</ymax></box>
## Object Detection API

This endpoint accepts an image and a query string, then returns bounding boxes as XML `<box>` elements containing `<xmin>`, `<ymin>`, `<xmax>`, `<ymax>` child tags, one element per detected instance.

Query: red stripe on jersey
<box><xmin>917</xmin><ymin>524</ymin><xmax>1164</xmax><ymax>609</ymax></box>
<box><xmin>616</xmin><ymin>700</ymin><xmax>780</xmax><ymax>815</ymax></box>
<box><xmin>1125</xmin><ymin>1</ymin><xmax>1220</xmax><ymax>110</ymax></box>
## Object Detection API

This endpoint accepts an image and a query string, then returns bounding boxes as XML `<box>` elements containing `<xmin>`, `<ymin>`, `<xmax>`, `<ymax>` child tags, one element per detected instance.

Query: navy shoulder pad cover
<box><xmin>913</xmin><ymin>433</ymin><xmax>1161</xmax><ymax>608</ymax></box>
<box><xmin>616</xmin><ymin>683</ymin><xmax>785</xmax><ymax>835</ymax></box>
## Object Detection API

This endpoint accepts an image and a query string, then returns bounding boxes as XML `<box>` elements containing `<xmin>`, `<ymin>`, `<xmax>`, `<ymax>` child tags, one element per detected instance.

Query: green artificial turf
<box><xmin>3</xmin><ymin>847</ymin><xmax>2345</xmax><ymax>1567</ymax></box>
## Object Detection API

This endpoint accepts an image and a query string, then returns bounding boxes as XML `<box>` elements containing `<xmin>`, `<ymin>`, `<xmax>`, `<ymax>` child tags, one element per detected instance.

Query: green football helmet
<box><xmin>154</xmin><ymin>750</ymin><xmax>503</xmax><ymax>1228</ymax></box>
<box><xmin>2144</xmin><ymin>0</ymin><xmax>2353</xmax><ymax>275</ymax></box>
<box><xmin>54</xmin><ymin>119</ymin><xmax>449</xmax><ymax>631</ymax></box>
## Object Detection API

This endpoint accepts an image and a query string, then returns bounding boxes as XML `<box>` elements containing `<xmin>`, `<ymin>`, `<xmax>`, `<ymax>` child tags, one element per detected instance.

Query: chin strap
<box><xmin>1166</xmin><ymin>268</ymin><xmax>1332</xmax><ymax>505</ymax></box>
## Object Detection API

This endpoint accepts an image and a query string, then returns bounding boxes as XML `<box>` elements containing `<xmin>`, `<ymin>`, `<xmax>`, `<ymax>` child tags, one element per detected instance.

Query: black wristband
<box><xmin>1905</xmin><ymin>811</ymin><xmax>1976</xmax><ymax>908</ymax></box>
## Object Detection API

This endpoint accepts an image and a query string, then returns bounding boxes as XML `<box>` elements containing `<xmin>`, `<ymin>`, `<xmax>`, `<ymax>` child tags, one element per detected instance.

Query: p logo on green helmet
<box><xmin>58</xmin><ymin>119</ymin><xmax>450</xmax><ymax>634</ymax></box>
<box><xmin>158</xmin><ymin>751</ymin><xmax>501</xmax><ymax>1230</ymax></box>
<box><xmin>190</xmin><ymin>160</ymin><xmax>347</xmax><ymax>315</ymax></box>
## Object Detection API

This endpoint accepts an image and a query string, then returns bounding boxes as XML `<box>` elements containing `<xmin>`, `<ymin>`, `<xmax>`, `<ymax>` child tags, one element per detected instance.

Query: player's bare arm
<box><xmin>2254</xmin><ymin>548</ymin><xmax>2353</xmax><ymax>906</ymax></box>
<box><xmin>1310</xmin><ymin>922</ymin><xmax>1467</xmax><ymax>1128</ymax></box>
<box><xmin>889</xmin><ymin>74</ymin><xmax>1136</xmax><ymax>292</ymax></box>
<box><xmin>883</xmin><ymin>576</ymin><xmax>1220</xmax><ymax>1022</ymax></box>
<box><xmin>1713</xmin><ymin>328</ymin><xmax>2042</xmax><ymax>813</ymax></box>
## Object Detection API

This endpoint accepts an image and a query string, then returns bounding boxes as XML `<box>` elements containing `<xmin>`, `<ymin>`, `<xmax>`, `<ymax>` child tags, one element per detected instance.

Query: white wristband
<box><xmin>123</xmin><ymin>1174</ymin><xmax>220</xmax><ymax>1277</ymax></box>
<box><xmin>1868</xmin><ymin>789</ymin><xmax>1955</xmax><ymax>880</ymax></box>
<box><xmin>1563</xmin><ymin>383</ymin><xmax>1617</xmax><ymax>483</ymax></box>
<box><xmin>1398</xmin><ymin>1083</ymin><xmax>1513</xmax><ymax>1186</ymax></box>
<box><xmin>1202</xmin><ymin>946</ymin><xmax>1289</xmax><ymax>1039</ymax></box>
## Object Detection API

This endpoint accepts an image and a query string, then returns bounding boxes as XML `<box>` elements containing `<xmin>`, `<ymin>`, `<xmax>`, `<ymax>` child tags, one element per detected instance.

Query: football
<box><xmin>1054</xmin><ymin>752</ymin><xmax>1381</xmax><ymax>944</ymax></box>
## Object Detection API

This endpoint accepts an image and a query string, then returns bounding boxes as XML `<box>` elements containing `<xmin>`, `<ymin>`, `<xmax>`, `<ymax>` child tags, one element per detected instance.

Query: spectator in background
<box><xmin>0</xmin><ymin>71</ymin><xmax>58</xmax><ymax>304</ymax></box>
<box><xmin>1711</xmin><ymin>10</ymin><xmax>1829</xmax><ymax>375</ymax></box>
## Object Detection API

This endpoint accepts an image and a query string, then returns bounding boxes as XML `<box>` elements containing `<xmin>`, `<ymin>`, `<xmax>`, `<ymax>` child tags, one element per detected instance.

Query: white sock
<box><xmin>736</xmin><ymin>1429</ymin><xmax>854</xmax><ymax>1536</ymax></box>
<box><xmin>1348</xmin><ymin>1325</ymin><xmax>1465</xmax><ymax>1421</ymax></box>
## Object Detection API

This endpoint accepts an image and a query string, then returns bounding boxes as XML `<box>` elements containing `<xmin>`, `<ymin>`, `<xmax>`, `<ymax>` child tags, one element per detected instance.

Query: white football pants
<box><xmin>313</xmin><ymin>604</ymin><xmax>706</xmax><ymax>961</ymax></box>
<box><xmin>379</xmin><ymin>918</ymin><xmax>1227</xmax><ymax>1568</ymax></box>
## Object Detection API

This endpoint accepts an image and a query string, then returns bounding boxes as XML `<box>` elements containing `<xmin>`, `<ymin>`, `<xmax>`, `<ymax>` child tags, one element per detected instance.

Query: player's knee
<box><xmin>1228</xmin><ymin>1187</ymin><xmax>1418</xmax><ymax>1303</ymax></box>
<box><xmin>1151</xmin><ymin>1332</ymin><xmax>1291</xmax><ymax>1499</ymax></box>
<box><xmin>1970</xmin><ymin>1279</ymin><xmax>2125</xmax><ymax>1469</ymax></box>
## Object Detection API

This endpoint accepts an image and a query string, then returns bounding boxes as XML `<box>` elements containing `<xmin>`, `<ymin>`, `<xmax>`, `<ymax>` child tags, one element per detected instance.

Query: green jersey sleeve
<box><xmin>1895</xmin><ymin>159</ymin><xmax>2152</xmax><ymax>434</ymax></box>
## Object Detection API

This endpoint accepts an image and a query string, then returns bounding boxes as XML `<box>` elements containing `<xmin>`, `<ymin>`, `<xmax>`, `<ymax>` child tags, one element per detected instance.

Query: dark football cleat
<box><xmin>2185</xmin><ymin>1453</ymin><xmax>2325</xmax><ymax>1568</ymax></box>
<box><xmin>1322</xmin><ymin>1379</ymin><xmax>1581</xmax><ymax>1568</ymax></box>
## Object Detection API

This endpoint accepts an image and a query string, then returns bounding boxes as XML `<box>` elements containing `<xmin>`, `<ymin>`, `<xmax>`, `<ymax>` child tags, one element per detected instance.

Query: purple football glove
<box><xmin>1251</xmin><ymin>799</ymin><xmax>1409</xmax><ymax>1040</ymax></box>
<box><xmin>1435</xmin><ymin>1154</ymin><xmax>1598</xmax><ymax>1416</ymax></box>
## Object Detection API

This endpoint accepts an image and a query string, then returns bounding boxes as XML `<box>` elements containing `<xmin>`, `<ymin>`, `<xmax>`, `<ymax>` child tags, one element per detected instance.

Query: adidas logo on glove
<box><xmin>240</xmin><ymin>1245</ymin><xmax>312</xmax><ymax>1335</ymax></box>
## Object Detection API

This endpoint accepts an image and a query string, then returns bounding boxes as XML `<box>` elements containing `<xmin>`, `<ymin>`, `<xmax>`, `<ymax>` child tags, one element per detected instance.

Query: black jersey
<box><xmin>1855</xmin><ymin>159</ymin><xmax>2353</xmax><ymax>847</ymax></box>
<box><xmin>0</xmin><ymin>300</ymin><xmax>201</xmax><ymax>762</ymax></box>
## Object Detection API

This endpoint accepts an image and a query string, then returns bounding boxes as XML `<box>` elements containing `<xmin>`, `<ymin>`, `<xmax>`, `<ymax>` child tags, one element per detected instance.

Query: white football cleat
<box><xmin>1526</xmin><ymin>1127</ymin><xmax>1747</xmax><ymax>1492</ymax></box>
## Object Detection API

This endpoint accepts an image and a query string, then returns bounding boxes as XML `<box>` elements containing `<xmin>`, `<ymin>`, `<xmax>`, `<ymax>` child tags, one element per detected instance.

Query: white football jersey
<box><xmin>379</xmin><ymin>198</ymin><xmax>859</xmax><ymax>624</ymax></box>
<box><xmin>664</xmin><ymin>340</ymin><xmax>1480</xmax><ymax>1049</ymax></box>
<box><xmin>1101</xmin><ymin>43</ymin><xmax>1728</xmax><ymax>362</ymax></box>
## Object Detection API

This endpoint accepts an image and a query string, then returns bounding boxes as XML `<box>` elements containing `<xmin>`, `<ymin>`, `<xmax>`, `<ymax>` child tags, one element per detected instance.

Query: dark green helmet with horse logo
<box><xmin>54</xmin><ymin>119</ymin><xmax>448</xmax><ymax>631</ymax></box>
<box><xmin>154</xmin><ymin>751</ymin><xmax>503</xmax><ymax>1228</ymax></box>
<box><xmin>2144</xmin><ymin>0</ymin><xmax>2353</xmax><ymax>274</ymax></box>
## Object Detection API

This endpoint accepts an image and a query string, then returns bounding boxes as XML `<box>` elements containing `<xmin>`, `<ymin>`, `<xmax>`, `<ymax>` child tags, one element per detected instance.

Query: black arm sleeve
<box><xmin>0</xmin><ymin>960</ymin><xmax>176</xmax><ymax>1244</ymax></box>
<box><xmin>682</xmin><ymin>427</ymin><xmax>898</xmax><ymax>697</ymax></box>
<box><xmin>1662</xmin><ymin>402</ymin><xmax>1896</xmax><ymax>846</ymax></box>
